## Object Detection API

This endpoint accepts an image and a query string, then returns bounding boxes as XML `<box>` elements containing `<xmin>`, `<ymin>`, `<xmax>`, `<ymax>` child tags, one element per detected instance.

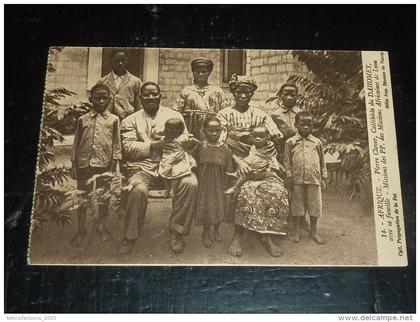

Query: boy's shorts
<box><xmin>290</xmin><ymin>184</ymin><xmax>322</xmax><ymax>218</ymax></box>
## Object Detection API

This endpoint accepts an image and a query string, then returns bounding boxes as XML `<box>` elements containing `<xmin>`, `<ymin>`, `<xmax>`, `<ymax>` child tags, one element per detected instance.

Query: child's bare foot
<box><xmin>287</xmin><ymin>229</ymin><xmax>300</xmax><ymax>242</ymax></box>
<box><xmin>223</xmin><ymin>187</ymin><xmax>239</xmax><ymax>195</ymax></box>
<box><xmin>213</xmin><ymin>224</ymin><xmax>222</xmax><ymax>242</ymax></box>
<box><xmin>70</xmin><ymin>231</ymin><xmax>86</xmax><ymax>248</ymax></box>
<box><xmin>202</xmin><ymin>229</ymin><xmax>213</xmax><ymax>248</ymax></box>
<box><xmin>288</xmin><ymin>231</ymin><xmax>300</xmax><ymax>243</ymax></box>
<box><xmin>310</xmin><ymin>233</ymin><xmax>326</xmax><ymax>244</ymax></box>
<box><xmin>261</xmin><ymin>235</ymin><xmax>283</xmax><ymax>257</ymax></box>
<box><xmin>228</xmin><ymin>235</ymin><xmax>242</xmax><ymax>257</ymax></box>
<box><xmin>96</xmin><ymin>225</ymin><xmax>113</xmax><ymax>243</ymax></box>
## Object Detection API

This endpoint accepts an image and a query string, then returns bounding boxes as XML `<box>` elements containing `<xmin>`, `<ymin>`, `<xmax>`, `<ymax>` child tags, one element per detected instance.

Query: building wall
<box><xmin>46</xmin><ymin>47</ymin><xmax>89</xmax><ymax>104</ymax></box>
<box><xmin>247</xmin><ymin>49</ymin><xmax>311</xmax><ymax>112</ymax></box>
<box><xmin>45</xmin><ymin>47</ymin><xmax>311</xmax><ymax>113</ymax></box>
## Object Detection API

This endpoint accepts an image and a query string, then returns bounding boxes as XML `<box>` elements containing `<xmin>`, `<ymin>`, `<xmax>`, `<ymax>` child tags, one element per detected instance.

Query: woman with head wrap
<box><xmin>217</xmin><ymin>75</ymin><xmax>289</xmax><ymax>258</ymax></box>
<box><xmin>173</xmin><ymin>58</ymin><xmax>229</xmax><ymax>140</ymax></box>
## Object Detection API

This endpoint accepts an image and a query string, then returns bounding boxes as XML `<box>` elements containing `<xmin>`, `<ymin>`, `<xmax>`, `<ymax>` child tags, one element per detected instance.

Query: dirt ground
<box><xmin>28</xmin><ymin>146</ymin><xmax>378</xmax><ymax>266</ymax></box>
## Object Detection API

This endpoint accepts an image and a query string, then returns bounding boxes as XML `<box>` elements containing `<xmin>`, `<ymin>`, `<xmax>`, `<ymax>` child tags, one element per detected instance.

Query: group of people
<box><xmin>70</xmin><ymin>49</ymin><xmax>328</xmax><ymax>258</ymax></box>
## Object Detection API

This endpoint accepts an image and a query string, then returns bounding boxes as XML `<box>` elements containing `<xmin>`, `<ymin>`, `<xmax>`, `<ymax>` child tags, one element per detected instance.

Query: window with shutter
<box><xmin>221</xmin><ymin>49</ymin><xmax>246</xmax><ymax>84</ymax></box>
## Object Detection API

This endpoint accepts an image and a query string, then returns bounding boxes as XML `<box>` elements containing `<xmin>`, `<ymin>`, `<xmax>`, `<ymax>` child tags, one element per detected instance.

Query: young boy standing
<box><xmin>284</xmin><ymin>111</ymin><xmax>327</xmax><ymax>244</ymax></box>
<box><xmin>70</xmin><ymin>84</ymin><xmax>122</xmax><ymax>247</ymax></box>
<box><xmin>268</xmin><ymin>83</ymin><xmax>301</xmax><ymax>136</ymax></box>
<box><xmin>268</xmin><ymin>83</ymin><xmax>302</xmax><ymax>160</ymax></box>
<box><xmin>98</xmin><ymin>49</ymin><xmax>142</xmax><ymax>120</ymax></box>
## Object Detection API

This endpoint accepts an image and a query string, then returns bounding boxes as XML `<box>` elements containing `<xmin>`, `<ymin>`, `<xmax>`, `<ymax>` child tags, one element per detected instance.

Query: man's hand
<box><xmin>150</xmin><ymin>137</ymin><xmax>166</xmax><ymax>152</ymax></box>
<box><xmin>186</xmin><ymin>134</ymin><xmax>202</xmax><ymax>145</ymax></box>
<box><xmin>178</xmin><ymin>134</ymin><xmax>200</xmax><ymax>152</ymax></box>
<box><xmin>70</xmin><ymin>162</ymin><xmax>77</xmax><ymax>180</ymax></box>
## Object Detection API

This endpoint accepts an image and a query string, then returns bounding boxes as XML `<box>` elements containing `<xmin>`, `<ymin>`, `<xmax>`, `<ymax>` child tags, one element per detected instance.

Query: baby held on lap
<box><xmin>224</xmin><ymin>126</ymin><xmax>283</xmax><ymax>195</ymax></box>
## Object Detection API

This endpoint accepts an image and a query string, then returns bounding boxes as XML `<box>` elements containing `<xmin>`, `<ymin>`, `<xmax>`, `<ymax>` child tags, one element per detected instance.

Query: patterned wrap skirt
<box><xmin>225</xmin><ymin>137</ymin><xmax>289</xmax><ymax>235</ymax></box>
<box><xmin>234</xmin><ymin>175</ymin><xmax>289</xmax><ymax>235</ymax></box>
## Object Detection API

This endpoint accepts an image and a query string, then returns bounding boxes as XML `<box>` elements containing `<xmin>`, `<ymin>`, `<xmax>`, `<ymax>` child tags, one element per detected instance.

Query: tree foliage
<box><xmin>288</xmin><ymin>50</ymin><xmax>369</xmax><ymax>199</ymax></box>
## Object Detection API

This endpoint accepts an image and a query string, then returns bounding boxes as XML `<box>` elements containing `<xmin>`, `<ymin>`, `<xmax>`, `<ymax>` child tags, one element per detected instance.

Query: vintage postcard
<box><xmin>28</xmin><ymin>47</ymin><xmax>407</xmax><ymax>266</ymax></box>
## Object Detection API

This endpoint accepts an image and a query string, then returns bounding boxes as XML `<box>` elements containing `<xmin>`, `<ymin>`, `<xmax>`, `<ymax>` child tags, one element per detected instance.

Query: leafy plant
<box><xmin>43</xmin><ymin>88</ymin><xmax>91</xmax><ymax>135</ymax></box>
<box><xmin>60</xmin><ymin>172</ymin><xmax>125</xmax><ymax>223</ymax></box>
<box><xmin>32</xmin><ymin>47</ymin><xmax>91</xmax><ymax>231</ymax></box>
<box><xmin>286</xmin><ymin>50</ymin><xmax>369</xmax><ymax>199</ymax></box>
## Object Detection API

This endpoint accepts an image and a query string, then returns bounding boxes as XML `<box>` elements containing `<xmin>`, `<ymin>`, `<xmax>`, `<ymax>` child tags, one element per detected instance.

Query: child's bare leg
<box><xmin>96</xmin><ymin>207</ymin><xmax>112</xmax><ymax>243</ymax></box>
<box><xmin>301</xmin><ymin>214</ymin><xmax>311</xmax><ymax>232</ymax></box>
<box><xmin>260</xmin><ymin>234</ymin><xmax>283</xmax><ymax>257</ymax></box>
<box><xmin>228</xmin><ymin>225</ymin><xmax>243</xmax><ymax>257</ymax></box>
<box><xmin>224</xmin><ymin>177</ymin><xmax>246</xmax><ymax>195</ymax></box>
<box><xmin>290</xmin><ymin>216</ymin><xmax>302</xmax><ymax>243</ymax></box>
<box><xmin>213</xmin><ymin>222</ymin><xmax>222</xmax><ymax>242</ymax></box>
<box><xmin>71</xmin><ymin>207</ymin><xmax>87</xmax><ymax>247</ymax></box>
<box><xmin>202</xmin><ymin>224</ymin><xmax>213</xmax><ymax>247</ymax></box>
<box><xmin>309</xmin><ymin>216</ymin><xmax>326</xmax><ymax>244</ymax></box>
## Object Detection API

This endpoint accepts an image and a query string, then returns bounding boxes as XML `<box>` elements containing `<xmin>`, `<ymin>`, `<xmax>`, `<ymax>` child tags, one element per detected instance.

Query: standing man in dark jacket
<box><xmin>98</xmin><ymin>49</ymin><xmax>142</xmax><ymax>120</ymax></box>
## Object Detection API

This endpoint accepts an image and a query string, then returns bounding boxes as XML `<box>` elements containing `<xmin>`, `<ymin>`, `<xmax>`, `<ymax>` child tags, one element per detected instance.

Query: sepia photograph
<box><xmin>27</xmin><ymin>47</ymin><xmax>405</xmax><ymax>266</ymax></box>
<box><xmin>5</xmin><ymin>3</ymin><xmax>415</xmax><ymax>315</ymax></box>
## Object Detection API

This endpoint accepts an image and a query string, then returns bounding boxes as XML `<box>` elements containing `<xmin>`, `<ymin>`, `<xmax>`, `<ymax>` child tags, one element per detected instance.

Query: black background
<box><xmin>5</xmin><ymin>5</ymin><xmax>416</xmax><ymax>313</ymax></box>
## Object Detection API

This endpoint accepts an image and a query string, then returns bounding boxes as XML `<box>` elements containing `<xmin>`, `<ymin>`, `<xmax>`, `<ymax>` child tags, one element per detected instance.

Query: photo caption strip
<box><xmin>362</xmin><ymin>51</ymin><xmax>407</xmax><ymax>266</ymax></box>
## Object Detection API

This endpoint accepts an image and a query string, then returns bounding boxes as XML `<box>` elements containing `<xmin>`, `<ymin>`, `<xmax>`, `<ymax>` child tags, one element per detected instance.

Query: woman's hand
<box><xmin>236</xmin><ymin>159</ymin><xmax>253</xmax><ymax>178</ymax></box>
<box><xmin>270</xmin><ymin>131</ymin><xmax>283</xmax><ymax>144</ymax></box>
<box><xmin>229</xmin><ymin>130</ymin><xmax>250</xmax><ymax>142</ymax></box>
